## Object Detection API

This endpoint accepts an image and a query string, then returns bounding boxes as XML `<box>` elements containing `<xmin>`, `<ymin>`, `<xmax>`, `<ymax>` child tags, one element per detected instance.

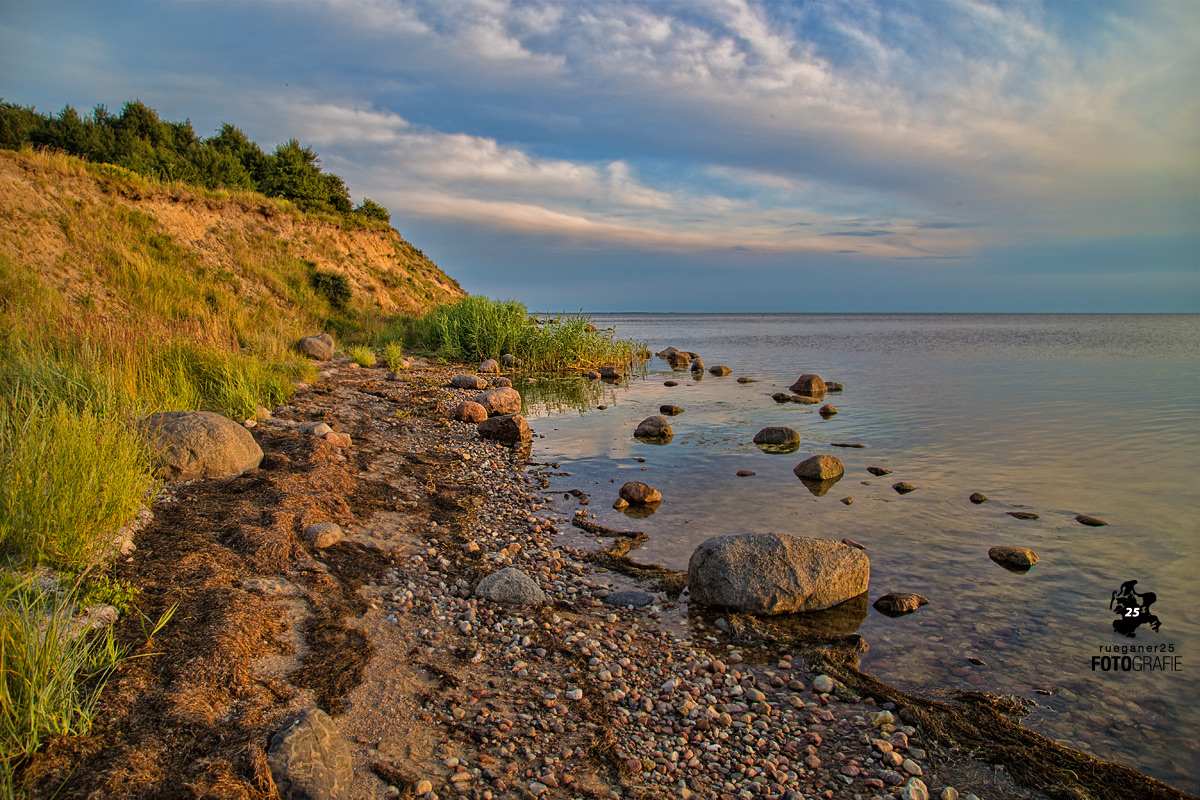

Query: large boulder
<box><xmin>634</xmin><ymin>416</ymin><xmax>673</xmax><ymax>440</ymax></box>
<box><xmin>137</xmin><ymin>411</ymin><xmax>263</xmax><ymax>480</ymax></box>
<box><xmin>477</xmin><ymin>414</ymin><xmax>532</xmax><ymax>445</ymax></box>
<box><xmin>479</xmin><ymin>359</ymin><xmax>500</xmax><ymax>374</ymax></box>
<box><xmin>475</xmin><ymin>567</ymin><xmax>546</xmax><ymax>605</ymax></box>
<box><xmin>296</xmin><ymin>334</ymin><xmax>334</xmax><ymax>361</ymax></box>
<box><xmin>472</xmin><ymin>387</ymin><xmax>522</xmax><ymax>416</ymax></box>
<box><xmin>453</xmin><ymin>401</ymin><xmax>488</xmax><ymax>423</ymax></box>
<box><xmin>793</xmin><ymin>455</ymin><xmax>845</xmax><ymax>481</ymax></box>
<box><xmin>789</xmin><ymin>374</ymin><xmax>827</xmax><ymax>395</ymax></box>
<box><xmin>267</xmin><ymin>707</ymin><xmax>353</xmax><ymax>800</ymax></box>
<box><xmin>688</xmin><ymin>533</ymin><xmax>870</xmax><ymax>615</ymax></box>
<box><xmin>451</xmin><ymin>374</ymin><xmax>489</xmax><ymax>390</ymax></box>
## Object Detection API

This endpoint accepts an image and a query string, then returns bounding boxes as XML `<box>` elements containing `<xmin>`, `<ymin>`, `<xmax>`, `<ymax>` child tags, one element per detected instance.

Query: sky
<box><xmin>2</xmin><ymin>0</ymin><xmax>1198</xmax><ymax>312</ymax></box>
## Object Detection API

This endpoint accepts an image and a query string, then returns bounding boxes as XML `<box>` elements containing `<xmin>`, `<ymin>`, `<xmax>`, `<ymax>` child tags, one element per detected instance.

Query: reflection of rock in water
<box><xmin>757</xmin><ymin>441</ymin><xmax>801</xmax><ymax>455</ymax></box>
<box><xmin>701</xmin><ymin>593</ymin><xmax>869</xmax><ymax>647</ymax></box>
<box><xmin>622</xmin><ymin>501</ymin><xmax>660</xmax><ymax>519</ymax></box>
<box><xmin>799</xmin><ymin>475</ymin><xmax>842</xmax><ymax>496</ymax></box>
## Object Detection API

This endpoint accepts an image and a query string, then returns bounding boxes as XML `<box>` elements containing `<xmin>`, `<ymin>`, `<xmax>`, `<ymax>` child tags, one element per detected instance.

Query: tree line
<box><xmin>0</xmin><ymin>99</ymin><xmax>390</xmax><ymax>222</ymax></box>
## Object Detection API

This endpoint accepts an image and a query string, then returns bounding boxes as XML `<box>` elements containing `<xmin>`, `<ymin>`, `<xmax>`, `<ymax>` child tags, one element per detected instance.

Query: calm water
<box><xmin>523</xmin><ymin>314</ymin><xmax>1200</xmax><ymax>795</ymax></box>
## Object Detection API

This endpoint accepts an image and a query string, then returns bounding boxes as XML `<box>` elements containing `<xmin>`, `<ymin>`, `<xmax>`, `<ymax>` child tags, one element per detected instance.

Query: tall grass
<box><xmin>411</xmin><ymin>296</ymin><xmax>645</xmax><ymax>370</ymax></box>
<box><xmin>0</xmin><ymin>402</ymin><xmax>155</xmax><ymax>571</ymax></box>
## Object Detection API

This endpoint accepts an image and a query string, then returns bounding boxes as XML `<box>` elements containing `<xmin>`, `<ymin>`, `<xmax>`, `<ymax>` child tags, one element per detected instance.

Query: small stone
<box><xmin>603</xmin><ymin>590</ymin><xmax>655</xmax><ymax>608</ymax></box>
<box><xmin>840</xmin><ymin>497</ymin><xmax>853</xmax><ymax>505</ymax></box>
<box><xmin>612</xmin><ymin>498</ymin><xmax>629</xmax><ymax>510</ymax></box>
<box><xmin>866</xmin><ymin>466</ymin><xmax>892</xmax><ymax>476</ymax></box>
<box><xmin>813</xmin><ymin>675</ymin><xmax>834</xmax><ymax>694</ymax></box>
<box><xmin>323</xmin><ymin>431</ymin><xmax>351</xmax><ymax>448</ymax></box>
<box><xmin>940</xmin><ymin>788</ymin><xmax>959</xmax><ymax>800</ymax></box>
<box><xmin>527</xmin><ymin>781</ymin><xmax>548</xmax><ymax>796</ymax></box>
<box><xmin>1076</xmin><ymin>514</ymin><xmax>1108</xmax><ymax>527</ymax></box>
<box><xmin>969</xmin><ymin>492</ymin><xmax>988</xmax><ymax>504</ymax></box>
<box><xmin>892</xmin><ymin>482</ymin><xmax>917</xmax><ymax>494</ymax></box>
<box><xmin>902</xmin><ymin>759</ymin><xmax>923</xmax><ymax>776</ymax></box>
<box><xmin>415</xmin><ymin>780</ymin><xmax>433</xmax><ymax>794</ymax></box>
<box><xmin>302</xmin><ymin>522</ymin><xmax>344</xmax><ymax>549</ymax></box>
<box><xmin>708</xmin><ymin>365</ymin><xmax>732</xmax><ymax>376</ymax></box>
<box><xmin>901</xmin><ymin>777</ymin><xmax>929</xmax><ymax>800</ymax></box>
<box><xmin>736</xmin><ymin>470</ymin><xmax>756</xmax><ymax>477</ymax></box>
<box><xmin>818</xmin><ymin>404</ymin><xmax>838</xmax><ymax>417</ymax></box>
<box><xmin>566</xmin><ymin>688</ymin><xmax>584</xmax><ymax>701</ymax></box>
<box><xmin>307</xmin><ymin>422</ymin><xmax>333</xmax><ymax>437</ymax></box>
<box><xmin>871</xmin><ymin>710</ymin><xmax>895</xmax><ymax>727</ymax></box>
<box><xmin>1007</xmin><ymin>511</ymin><xmax>1040</xmax><ymax>520</ymax></box>
<box><xmin>659</xmin><ymin>405</ymin><xmax>685</xmax><ymax>416</ymax></box>
<box><xmin>664</xmin><ymin>380</ymin><xmax>678</xmax><ymax>387</ymax></box>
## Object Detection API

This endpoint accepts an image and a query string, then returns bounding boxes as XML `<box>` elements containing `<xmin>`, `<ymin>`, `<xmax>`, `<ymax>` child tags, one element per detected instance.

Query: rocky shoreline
<box><xmin>22</xmin><ymin>354</ymin><xmax>1191</xmax><ymax>800</ymax></box>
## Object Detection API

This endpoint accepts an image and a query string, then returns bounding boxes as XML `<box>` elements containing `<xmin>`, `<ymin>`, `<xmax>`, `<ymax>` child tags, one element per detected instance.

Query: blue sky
<box><xmin>2</xmin><ymin>0</ymin><xmax>1197</xmax><ymax>312</ymax></box>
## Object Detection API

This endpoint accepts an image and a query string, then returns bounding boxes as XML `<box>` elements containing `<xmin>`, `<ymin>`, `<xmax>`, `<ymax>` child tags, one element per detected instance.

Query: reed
<box><xmin>411</xmin><ymin>296</ymin><xmax>645</xmax><ymax>370</ymax></box>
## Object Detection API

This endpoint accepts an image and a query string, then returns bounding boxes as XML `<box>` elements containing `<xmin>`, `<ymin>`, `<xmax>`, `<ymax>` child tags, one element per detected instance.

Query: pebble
<box><xmin>812</xmin><ymin>675</ymin><xmax>834</xmax><ymax>694</ymax></box>
<box><xmin>902</xmin><ymin>758</ymin><xmax>923</xmax><ymax>776</ymax></box>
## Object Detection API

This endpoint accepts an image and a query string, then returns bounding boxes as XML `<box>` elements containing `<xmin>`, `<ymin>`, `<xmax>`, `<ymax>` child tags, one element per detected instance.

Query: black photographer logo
<box><xmin>1109</xmin><ymin>579</ymin><xmax>1161</xmax><ymax>638</ymax></box>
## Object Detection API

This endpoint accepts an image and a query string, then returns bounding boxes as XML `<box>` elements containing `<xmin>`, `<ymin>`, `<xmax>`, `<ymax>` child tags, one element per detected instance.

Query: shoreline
<box><xmin>19</xmin><ymin>355</ymin><xmax>1193</xmax><ymax>800</ymax></box>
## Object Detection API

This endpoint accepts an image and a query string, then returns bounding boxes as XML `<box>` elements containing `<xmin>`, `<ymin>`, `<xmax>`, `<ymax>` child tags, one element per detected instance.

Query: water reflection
<box><xmin>526</xmin><ymin>313</ymin><xmax>1200</xmax><ymax>795</ymax></box>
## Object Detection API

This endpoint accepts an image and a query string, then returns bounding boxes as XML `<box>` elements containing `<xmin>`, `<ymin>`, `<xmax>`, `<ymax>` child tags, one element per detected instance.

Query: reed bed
<box><xmin>411</xmin><ymin>296</ymin><xmax>645</xmax><ymax>371</ymax></box>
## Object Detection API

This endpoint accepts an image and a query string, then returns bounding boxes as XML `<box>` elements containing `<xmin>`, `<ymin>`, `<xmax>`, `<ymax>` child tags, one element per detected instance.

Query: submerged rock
<box><xmin>1007</xmin><ymin>511</ymin><xmax>1040</xmax><ymax>520</ymax></box>
<box><xmin>892</xmin><ymin>482</ymin><xmax>917</xmax><ymax>495</ymax></box>
<box><xmin>687</xmin><ymin>532</ymin><xmax>869</xmax><ymax>615</ymax></box>
<box><xmin>708</xmin><ymin>365</ymin><xmax>732</xmax><ymax>376</ymax></box>
<box><xmin>969</xmin><ymin>492</ymin><xmax>989</xmax><ymax>504</ymax></box>
<box><xmin>1075</xmin><ymin>514</ymin><xmax>1109</xmax><ymax>527</ymax></box>
<box><xmin>873</xmin><ymin>592</ymin><xmax>929</xmax><ymax>617</ymax></box>
<box><xmin>867</xmin><ymin>466</ymin><xmax>892</xmax><ymax>476</ymax></box>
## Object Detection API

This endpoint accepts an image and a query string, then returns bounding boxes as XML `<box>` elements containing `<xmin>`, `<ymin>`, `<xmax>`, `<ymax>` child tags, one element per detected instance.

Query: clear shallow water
<box><xmin>524</xmin><ymin>314</ymin><xmax>1200</xmax><ymax>795</ymax></box>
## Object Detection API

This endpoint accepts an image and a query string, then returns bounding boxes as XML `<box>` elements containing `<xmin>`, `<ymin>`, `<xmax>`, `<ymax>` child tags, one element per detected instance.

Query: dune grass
<box><xmin>411</xmin><ymin>296</ymin><xmax>644</xmax><ymax>370</ymax></box>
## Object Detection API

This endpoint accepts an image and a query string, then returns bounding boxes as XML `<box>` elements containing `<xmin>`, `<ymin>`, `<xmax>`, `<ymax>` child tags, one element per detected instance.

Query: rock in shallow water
<box><xmin>1075</xmin><ymin>514</ymin><xmax>1108</xmax><ymax>526</ymax></box>
<box><xmin>687</xmin><ymin>532</ymin><xmax>869</xmax><ymax>614</ymax></box>
<box><xmin>989</xmin><ymin>545</ymin><xmax>1039</xmax><ymax>571</ymax></box>
<box><xmin>634</xmin><ymin>415</ymin><xmax>673</xmax><ymax>440</ymax></box>
<box><xmin>618</xmin><ymin>481</ymin><xmax>661</xmax><ymax>504</ymax></box>
<box><xmin>969</xmin><ymin>492</ymin><xmax>988</xmax><ymax>504</ymax></box>
<box><xmin>753</xmin><ymin>426</ymin><xmax>800</xmax><ymax>446</ymax></box>
<box><xmin>793</xmin><ymin>455</ymin><xmax>844</xmax><ymax>480</ymax></box>
<box><xmin>268</xmin><ymin>707</ymin><xmax>353</xmax><ymax>800</ymax></box>
<box><xmin>873</xmin><ymin>592</ymin><xmax>929</xmax><ymax>617</ymax></box>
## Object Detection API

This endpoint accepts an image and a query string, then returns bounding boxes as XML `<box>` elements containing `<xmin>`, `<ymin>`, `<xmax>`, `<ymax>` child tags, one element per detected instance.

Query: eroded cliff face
<box><xmin>0</xmin><ymin>149</ymin><xmax>464</xmax><ymax>318</ymax></box>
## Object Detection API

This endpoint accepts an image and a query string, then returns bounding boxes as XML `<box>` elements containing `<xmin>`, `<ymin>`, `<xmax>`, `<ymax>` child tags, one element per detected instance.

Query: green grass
<box><xmin>383</xmin><ymin>341</ymin><xmax>407</xmax><ymax>371</ymax></box>
<box><xmin>0</xmin><ymin>576</ymin><xmax>174</xmax><ymax>791</ymax></box>
<box><xmin>411</xmin><ymin>296</ymin><xmax>645</xmax><ymax>370</ymax></box>
<box><xmin>348</xmin><ymin>345</ymin><xmax>376</xmax><ymax>368</ymax></box>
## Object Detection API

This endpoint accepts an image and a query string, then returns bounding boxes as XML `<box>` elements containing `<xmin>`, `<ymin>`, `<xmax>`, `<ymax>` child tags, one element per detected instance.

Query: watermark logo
<box><xmin>1090</xmin><ymin>579</ymin><xmax>1182</xmax><ymax>673</ymax></box>
<box><xmin>1109</xmin><ymin>579</ymin><xmax>1161</xmax><ymax>638</ymax></box>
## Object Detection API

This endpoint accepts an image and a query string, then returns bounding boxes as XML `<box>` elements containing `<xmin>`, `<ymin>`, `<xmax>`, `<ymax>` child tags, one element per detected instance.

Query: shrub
<box><xmin>349</xmin><ymin>345</ymin><xmax>375</xmax><ymax>368</ymax></box>
<box><xmin>354</xmin><ymin>198</ymin><xmax>390</xmax><ymax>223</ymax></box>
<box><xmin>384</xmin><ymin>341</ymin><xmax>406</xmax><ymax>371</ymax></box>
<box><xmin>310</xmin><ymin>269</ymin><xmax>351</xmax><ymax>311</ymax></box>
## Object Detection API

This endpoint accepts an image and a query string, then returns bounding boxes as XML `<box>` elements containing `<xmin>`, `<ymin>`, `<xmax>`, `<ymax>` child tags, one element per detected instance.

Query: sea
<box><xmin>520</xmin><ymin>313</ymin><xmax>1200</xmax><ymax>796</ymax></box>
